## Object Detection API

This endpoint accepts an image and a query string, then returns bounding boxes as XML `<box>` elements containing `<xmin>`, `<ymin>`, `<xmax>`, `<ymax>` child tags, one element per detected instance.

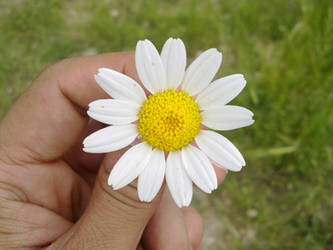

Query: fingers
<box><xmin>0</xmin><ymin>52</ymin><xmax>138</xmax><ymax>164</ymax></box>
<box><xmin>142</xmin><ymin>166</ymin><xmax>227</xmax><ymax>250</ymax></box>
<box><xmin>182</xmin><ymin>206</ymin><xmax>204</xmax><ymax>250</ymax></box>
<box><xmin>52</xmin><ymin>152</ymin><xmax>164</xmax><ymax>250</ymax></box>
<box><xmin>141</xmin><ymin>190</ymin><xmax>192</xmax><ymax>250</ymax></box>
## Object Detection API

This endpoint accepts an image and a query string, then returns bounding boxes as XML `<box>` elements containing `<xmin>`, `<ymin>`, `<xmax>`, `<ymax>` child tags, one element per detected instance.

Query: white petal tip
<box><xmin>98</xmin><ymin>67</ymin><xmax>110</xmax><ymax>73</ymax></box>
<box><xmin>209</xmin><ymin>48</ymin><xmax>222</xmax><ymax>56</ymax></box>
<box><xmin>108</xmin><ymin>172</ymin><xmax>117</xmax><ymax>187</ymax></box>
<box><xmin>82</xmin><ymin>147</ymin><xmax>105</xmax><ymax>154</ymax></box>
<box><xmin>86</xmin><ymin>110</ymin><xmax>92</xmax><ymax>117</ymax></box>
<box><xmin>110</xmin><ymin>181</ymin><xmax>121</xmax><ymax>190</ymax></box>
<box><xmin>107</xmin><ymin>177</ymin><xmax>113</xmax><ymax>186</ymax></box>
<box><xmin>139</xmin><ymin>197</ymin><xmax>153</xmax><ymax>203</ymax></box>
<box><xmin>213</xmin><ymin>49</ymin><xmax>222</xmax><ymax>56</ymax></box>
<box><xmin>138</xmin><ymin>193</ymin><xmax>157</xmax><ymax>203</ymax></box>
<box><xmin>234</xmin><ymin>166</ymin><xmax>243</xmax><ymax>172</ymax></box>
<box><xmin>94</xmin><ymin>74</ymin><xmax>102</xmax><ymax>84</ymax></box>
<box><xmin>216</xmin><ymin>162</ymin><xmax>243</xmax><ymax>172</ymax></box>
<box><xmin>82</xmin><ymin>138</ymin><xmax>88</xmax><ymax>145</ymax></box>
<box><xmin>175</xmin><ymin>202</ymin><xmax>185</xmax><ymax>208</ymax></box>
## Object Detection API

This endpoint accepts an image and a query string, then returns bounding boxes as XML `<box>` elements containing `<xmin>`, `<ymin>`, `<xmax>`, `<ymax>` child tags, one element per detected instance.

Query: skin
<box><xmin>0</xmin><ymin>51</ymin><xmax>227</xmax><ymax>250</ymax></box>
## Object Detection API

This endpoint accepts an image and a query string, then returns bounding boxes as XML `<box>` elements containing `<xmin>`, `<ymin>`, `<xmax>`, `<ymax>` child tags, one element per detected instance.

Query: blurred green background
<box><xmin>0</xmin><ymin>0</ymin><xmax>332</xmax><ymax>249</ymax></box>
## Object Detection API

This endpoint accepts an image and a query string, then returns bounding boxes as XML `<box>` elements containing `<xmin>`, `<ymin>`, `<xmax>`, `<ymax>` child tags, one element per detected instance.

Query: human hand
<box><xmin>0</xmin><ymin>52</ymin><xmax>227</xmax><ymax>249</ymax></box>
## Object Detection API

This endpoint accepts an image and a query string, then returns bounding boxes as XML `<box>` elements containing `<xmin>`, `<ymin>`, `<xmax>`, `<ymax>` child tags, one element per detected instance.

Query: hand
<box><xmin>0</xmin><ymin>52</ymin><xmax>227</xmax><ymax>249</ymax></box>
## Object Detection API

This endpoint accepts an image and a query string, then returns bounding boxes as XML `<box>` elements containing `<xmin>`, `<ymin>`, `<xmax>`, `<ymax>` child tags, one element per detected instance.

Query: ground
<box><xmin>0</xmin><ymin>0</ymin><xmax>332</xmax><ymax>249</ymax></box>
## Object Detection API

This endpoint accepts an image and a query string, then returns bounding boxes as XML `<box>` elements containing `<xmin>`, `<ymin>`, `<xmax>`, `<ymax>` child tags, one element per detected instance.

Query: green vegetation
<box><xmin>0</xmin><ymin>0</ymin><xmax>332</xmax><ymax>249</ymax></box>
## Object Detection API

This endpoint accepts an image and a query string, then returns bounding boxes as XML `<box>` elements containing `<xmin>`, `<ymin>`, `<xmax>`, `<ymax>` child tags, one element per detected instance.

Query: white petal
<box><xmin>181</xmin><ymin>144</ymin><xmax>217</xmax><ymax>193</ymax></box>
<box><xmin>181</xmin><ymin>48</ymin><xmax>222</xmax><ymax>96</ymax></box>
<box><xmin>95</xmin><ymin>68</ymin><xmax>146</xmax><ymax>105</ymax></box>
<box><xmin>108</xmin><ymin>142</ymin><xmax>153</xmax><ymax>190</ymax></box>
<box><xmin>87</xmin><ymin>99</ymin><xmax>140</xmax><ymax>125</ymax></box>
<box><xmin>161</xmin><ymin>38</ymin><xmax>186</xmax><ymax>90</ymax></box>
<box><xmin>135</xmin><ymin>39</ymin><xmax>167</xmax><ymax>94</ymax></box>
<box><xmin>83</xmin><ymin>124</ymin><xmax>138</xmax><ymax>153</ymax></box>
<box><xmin>195</xmin><ymin>130</ymin><xmax>245</xmax><ymax>171</ymax></box>
<box><xmin>201</xmin><ymin>105</ymin><xmax>254</xmax><ymax>130</ymax></box>
<box><xmin>138</xmin><ymin>149</ymin><xmax>166</xmax><ymax>202</ymax></box>
<box><xmin>196</xmin><ymin>74</ymin><xmax>246</xmax><ymax>109</ymax></box>
<box><xmin>166</xmin><ymin>151</ymin><xmax>193</xmax><ymax>207</ymax></box>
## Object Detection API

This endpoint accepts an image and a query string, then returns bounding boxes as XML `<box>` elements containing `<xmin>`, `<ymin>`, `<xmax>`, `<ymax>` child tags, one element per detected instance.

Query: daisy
<box><xmin>83</xmin><ymin>38</ymin><xmax>254</xmax><ymax>207</ymax></box>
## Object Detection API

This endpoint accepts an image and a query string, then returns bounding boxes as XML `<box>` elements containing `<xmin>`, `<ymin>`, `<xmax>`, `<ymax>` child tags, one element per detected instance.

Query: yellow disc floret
<box><xmin>137</xmin><ymin>90</ymin><xmax>201</xmax><ymax>151</ymax></box>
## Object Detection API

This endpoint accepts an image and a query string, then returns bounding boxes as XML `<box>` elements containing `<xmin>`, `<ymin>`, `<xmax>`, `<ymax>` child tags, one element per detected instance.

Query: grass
<box><xmin>0</xmin><ymin>0</ymin><xmax>332</xmax><ymax>249</ymax></box>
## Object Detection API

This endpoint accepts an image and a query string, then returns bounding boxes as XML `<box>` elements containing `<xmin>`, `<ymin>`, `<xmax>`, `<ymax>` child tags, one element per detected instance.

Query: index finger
<box><xmin>0</xmin><ymin>52</ymin><xmax>138</xmax><ymax>163</ymax></box>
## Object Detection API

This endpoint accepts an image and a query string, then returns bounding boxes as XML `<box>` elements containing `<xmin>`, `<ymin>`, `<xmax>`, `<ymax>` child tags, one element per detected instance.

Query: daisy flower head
<box><xmin>83</xmin><ymin>38</ymin><xmax>254</xmax><ymax>207</ymax></box>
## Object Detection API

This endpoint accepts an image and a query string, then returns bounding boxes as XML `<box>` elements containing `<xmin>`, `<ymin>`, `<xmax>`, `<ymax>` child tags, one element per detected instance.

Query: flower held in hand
<box><xmin>83</xmin><ymin>38</ymin><xmax>254</xmax><ymax>207</ymax></box>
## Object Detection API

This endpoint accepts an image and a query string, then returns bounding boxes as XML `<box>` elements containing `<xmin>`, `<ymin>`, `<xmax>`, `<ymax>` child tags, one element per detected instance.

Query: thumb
<box><xmin>53</xmin><ymin>149</ymin><xmax>164</xmax><ymax>250</ymax></box>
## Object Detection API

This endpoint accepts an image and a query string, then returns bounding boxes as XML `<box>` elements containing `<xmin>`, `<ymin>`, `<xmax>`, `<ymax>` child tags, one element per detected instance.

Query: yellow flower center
<box><xmin>138</xmin><ymin>90</ymin><xmax>201</xmax><ymax>151</ymax></box>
